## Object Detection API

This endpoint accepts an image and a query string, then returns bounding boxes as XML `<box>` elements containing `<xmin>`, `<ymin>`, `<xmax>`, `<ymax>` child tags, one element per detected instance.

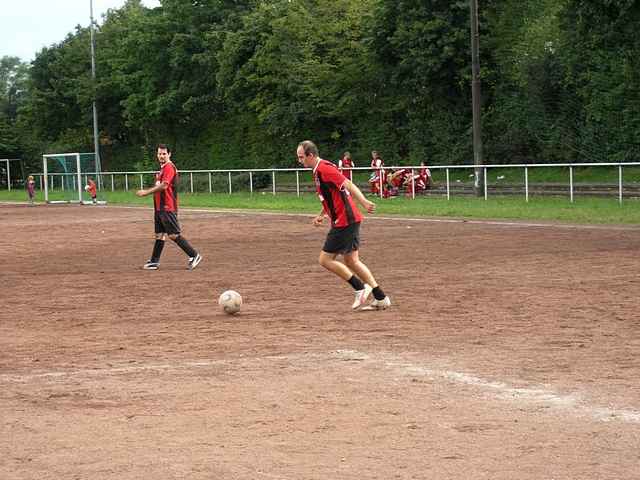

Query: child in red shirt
<box><xmin>26</xmin><ymin>175</ymin><xmax>36</xmax><ymax>205</ymax></box>
<box><xmin>86</xmin><ymin>178</ymin><xmax>98</xmax><ymax>204</ymax></box>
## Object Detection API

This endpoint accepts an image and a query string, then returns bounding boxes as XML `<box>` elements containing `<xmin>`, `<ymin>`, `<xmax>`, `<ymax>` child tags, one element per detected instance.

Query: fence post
<box><xmin>111</xmin><ymin>174</ymin><xmax>114</xmax><ymax>191</ymax></box>
<box><xmin>411</xmin><ymin>169</ymin><xmax>415</xmax><ymax>199</ymax></box>
<box><xmin>484</xmin><ymin>166</ymin><xmax>488</xmax><ymax>200</ymax></box>
<box><xmin>618</xmin><ymin>165</ymin><xmax>623</xmax><ymax>205</ymax></box>
<box><xmin>569</xmin><ymin>166</ymin><xmax>574</xmax><ymax>203</ymax></box>
<box><xmin>139</xmin><ymin>174</ymin><xmax>143</xmax><ymax>190</ymax></box>
<box><xmin>208</xmin><ymin>172</ymin><xmax>212</xmax><ymax>193</ymax></box>
<box><xmin>525</xmin><ymin>167</ymin><xmax>529</xmax><ymax>202</ymax></box>
<box><xmin>190</xmin><ymin>172</ymin><xmax>194</xmax><ymax>194</ymax></box>
<box><xmin>272</xmin><ymin>171</ymin><xmax>276</xmax><ymax>195</ymax></box>
<box><xmin>296</xmin><ymin>170</ymin><xmax>300</xmax><ymax>197</ymax></box>
<box><xmin>125</xmin><ymin>174</ymin><xmax>129</xmax><ymax>191</ymax></box>
<box><xmin>228</xmin><ymin>171</ymin><xmax>232</xmax><ymax>194</ymax></box>
<box><xmin>249</xmin><ymin>171</ymin><xmax>253</xmax><ymax>194</ymax></box>
<box><xmin>378</xmin><ymin>168</ymin><xmax>383</xmax><ymax>198</ymax></box>
<box><xmin>446</xmin><ymin>168</ymin><xmax>450</xmax><ymax>200</ymax></box>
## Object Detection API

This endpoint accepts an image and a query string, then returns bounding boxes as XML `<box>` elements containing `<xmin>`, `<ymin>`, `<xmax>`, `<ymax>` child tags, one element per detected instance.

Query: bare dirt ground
<box><xmin>1</xmin><ymin>203</ymin><xmax>639</xmax><ymax>480</ymax></box>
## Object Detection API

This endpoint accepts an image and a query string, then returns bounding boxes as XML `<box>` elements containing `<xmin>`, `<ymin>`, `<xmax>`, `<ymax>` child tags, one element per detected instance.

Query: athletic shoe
<box><xmin>143</xmin><ymin>261</ymin><xmax>159</xmax><ymax>270</ymax></box>
<box><xmin>188</xmin><ymin>253</ymin><xmax>203</xmax><ymax>270</ymax></box>
<box><xmin>352</xmin><ymin>284</ymin><xmax>373</xmax><ymax>310</ymax></box>
<box><xmin>369</xmin><ymin>296</ymin><xmax>391</xmax><ymax>310</ymax></box>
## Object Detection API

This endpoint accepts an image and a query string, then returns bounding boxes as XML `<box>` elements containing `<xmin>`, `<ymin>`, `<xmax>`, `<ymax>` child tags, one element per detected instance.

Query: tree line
<box><xmin>1</xmin><ymin>0</ymin><xmax>638</xmax><ymax>175</ymax></box>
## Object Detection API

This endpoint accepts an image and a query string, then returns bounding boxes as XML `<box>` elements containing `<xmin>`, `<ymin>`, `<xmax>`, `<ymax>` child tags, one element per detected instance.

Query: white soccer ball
<box><xmin>84</xmin><ymin>185</ymin><xmax>90</xmax><ymax>191</ymax></box>
<box><xmin>218</xmin><ymin>290</ymin><xmax>242</xmax><ymax>315</ymax></box>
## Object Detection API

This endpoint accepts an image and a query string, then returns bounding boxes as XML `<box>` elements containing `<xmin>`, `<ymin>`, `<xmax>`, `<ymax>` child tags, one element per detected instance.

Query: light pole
<box><xmin>470</xmin><ymin>0</ymin><xmax>484</xmax><ymax>196</ymax></box>
<box><xmin>90</xmin><ymin>0</ymin><xmax>102</xmax><ymax>185</ymax></box>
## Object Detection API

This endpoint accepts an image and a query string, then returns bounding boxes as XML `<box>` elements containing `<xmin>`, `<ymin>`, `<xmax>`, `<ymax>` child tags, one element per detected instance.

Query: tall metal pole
<box><xmin>90</xmin><ymin>0</ymin><xmax>102</xmax><ymax>185</ymax></box>
<box><xmin>470</xmin><ymin>0</ymin><xmax>484</xmax><ymax>196</ymax></box>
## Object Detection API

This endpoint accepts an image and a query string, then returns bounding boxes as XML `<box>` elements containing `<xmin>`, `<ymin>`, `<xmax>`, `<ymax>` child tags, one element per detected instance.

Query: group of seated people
<box><xmin>337</xmin><ymin>150</ymin><xmax>432</xmax><ymax>198</ymax></box>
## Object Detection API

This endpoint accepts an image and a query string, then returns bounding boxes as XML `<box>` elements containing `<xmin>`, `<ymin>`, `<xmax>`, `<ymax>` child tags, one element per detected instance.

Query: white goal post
<box><xmin>42</xmin><ymin>153</ymin><xmax>98</xmax><ymax>203</ymax></box>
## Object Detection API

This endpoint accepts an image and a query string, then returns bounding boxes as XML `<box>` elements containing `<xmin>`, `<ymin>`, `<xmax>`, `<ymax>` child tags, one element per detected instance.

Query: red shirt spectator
<box><xmin>87</xmin><ymin>179</ymin><xmax>97</xmax><ymax>198</ymax></box>
<box><xmin>338</xmin><ymin>152</ymin><xmax>354</xmax><ymax>181</ymax></box>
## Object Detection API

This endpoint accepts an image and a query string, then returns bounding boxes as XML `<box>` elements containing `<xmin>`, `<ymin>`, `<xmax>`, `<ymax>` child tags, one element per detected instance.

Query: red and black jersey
<box><xmin>313</xmin><ymin>159</ymin><xmax>362</xmax><ymax>228</ymax></box>
<box><xmin>154</xmin><ymin>161</ymin><xmax>179</xmax><ymax>212</ymax></box>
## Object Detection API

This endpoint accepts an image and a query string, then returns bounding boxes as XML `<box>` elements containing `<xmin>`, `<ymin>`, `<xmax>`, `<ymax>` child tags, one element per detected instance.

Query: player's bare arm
<box><xmin>344</xmin><ymin>179</ymin><xmax>376</xmax><ymax>213</ymax></box>
<box><xmin>136</xmin><ymin>181</ymin><xmax>168</xmax><ymax>197</ymax></box>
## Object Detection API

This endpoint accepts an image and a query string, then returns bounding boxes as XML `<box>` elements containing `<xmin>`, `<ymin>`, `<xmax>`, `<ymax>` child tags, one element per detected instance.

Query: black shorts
<box><xmin>323</xmin><ymin>222</ymin><xmax>361</xmax><ymax>254</ymax></box>
<box><xmin>154</xmin><ymin>211</ymin><xmax>181</xmax><ymax>235</ymax></box>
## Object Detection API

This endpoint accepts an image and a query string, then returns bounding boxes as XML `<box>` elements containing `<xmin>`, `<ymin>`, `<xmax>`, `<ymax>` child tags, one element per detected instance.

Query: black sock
<box><xmin>151</xmin><ymin>239</ymin><xmax>165</xmax><ymax>262</ymax></box>
<box><xmin>347</xmin><ymin>275</ymin><xmax>365</xmax><ymax>291</ymax></box>
<box><xmin>372</xmin><ymin>286</ymin><xmax>386</xmax><ymax>301</ymax></box>
<box><xmin>173</xmin><ymin>235</ymin><xmax>198</xmax><ymax>258</ymax></box>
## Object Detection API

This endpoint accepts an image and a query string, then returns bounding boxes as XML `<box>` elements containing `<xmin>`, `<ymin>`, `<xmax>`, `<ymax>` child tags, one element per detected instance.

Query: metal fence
<box><xmin>31</xmin><ymin>162</ymin><xmax>640</xmax><ymax>204</ymax></box>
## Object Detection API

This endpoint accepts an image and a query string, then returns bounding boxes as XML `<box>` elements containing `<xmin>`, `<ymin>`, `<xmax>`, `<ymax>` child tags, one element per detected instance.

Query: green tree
<box><xmin>0</xmin><ymin>56</ymin><xmax>29</xmax><ymax>158</ymax></box>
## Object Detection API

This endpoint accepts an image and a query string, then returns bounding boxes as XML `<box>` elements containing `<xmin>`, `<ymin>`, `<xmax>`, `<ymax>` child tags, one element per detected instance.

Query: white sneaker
<box><xmin>369</xmin><ymin>296</ymin><xmax>391</xmax><ymax>310</ymax></box>
<box><xmin>352</xmin><ymin>284</ymin><xmax>373</xmax><ymax>310</ymax></box>
<box><xmin>188</xmin><ymin>253</ymin><xmax>202</xmax><ymax>270</ymax></box>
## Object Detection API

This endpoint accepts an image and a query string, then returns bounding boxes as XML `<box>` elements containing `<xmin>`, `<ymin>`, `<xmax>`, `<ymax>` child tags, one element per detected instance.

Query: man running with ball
<box><xmin>297</xmin><ymin>140</ymin><xmax>390</xmax><ymax>310</ymax></box>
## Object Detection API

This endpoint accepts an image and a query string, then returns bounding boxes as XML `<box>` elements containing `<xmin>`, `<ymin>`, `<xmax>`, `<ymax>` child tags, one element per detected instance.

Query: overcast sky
<box><xmin>1</xmin><ymin>0</ymin><xmax>161</xmax><ymax>62</ymax></box>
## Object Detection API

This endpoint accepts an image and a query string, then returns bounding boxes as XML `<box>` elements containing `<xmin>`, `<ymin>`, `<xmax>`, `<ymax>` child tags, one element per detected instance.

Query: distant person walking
<box><xmin>297</xmin><ymin>140</ymin><xmax>391</xmax><ymax>310</ymax></box>
<box><xmin>26</xmin><ymin>175</ymin><xmax>36</xmax><ymax>205</ymax></box>
<box><xmin>136</xmin><ymin>144</ymin><xmax>202</xmax><ymax>271</ymax></box>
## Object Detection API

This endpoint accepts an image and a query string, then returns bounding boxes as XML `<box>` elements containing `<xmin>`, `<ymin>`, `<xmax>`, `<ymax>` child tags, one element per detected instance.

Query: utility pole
<box><xmin>470</xmin><ymin>0</ymin><xmax>484</xmax><ymax>196</ymax></box>
<box><xmin>90</xmin><ymin>0</ymin><xmax>102</xmax><ymax>185</ymax></box>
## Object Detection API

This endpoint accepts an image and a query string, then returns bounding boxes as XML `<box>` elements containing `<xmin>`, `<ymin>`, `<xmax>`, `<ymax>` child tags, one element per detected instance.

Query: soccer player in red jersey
<box><xmin>136</xmin><ymin>144</ymin><xmax>202</xmax><ymax>271</ymax></box>
<box><xmin>297</xmin><ymin>140</ymin><xmax>391</xmax><ymax>310</ymax></box>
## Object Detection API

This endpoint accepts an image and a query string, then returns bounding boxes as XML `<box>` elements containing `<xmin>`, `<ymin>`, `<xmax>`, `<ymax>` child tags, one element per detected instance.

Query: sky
<box><xmin>1</xmin><ymin>0</ymin><xmax>161</xmax><ymax>62</ymax></box>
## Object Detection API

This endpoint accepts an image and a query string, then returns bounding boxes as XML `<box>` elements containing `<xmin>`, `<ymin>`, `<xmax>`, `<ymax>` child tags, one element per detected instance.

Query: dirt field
<box><xmin>1</xmin><ymin>203</ymin><xmax>639</xmax><ymax>480</ymax></box>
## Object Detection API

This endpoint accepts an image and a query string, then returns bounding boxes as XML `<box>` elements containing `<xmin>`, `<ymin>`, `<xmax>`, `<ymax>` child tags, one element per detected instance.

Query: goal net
<box><xmin>42</xmin><ymin>153</ymin><xmax>100</xmax><ymax>203</ymax></box>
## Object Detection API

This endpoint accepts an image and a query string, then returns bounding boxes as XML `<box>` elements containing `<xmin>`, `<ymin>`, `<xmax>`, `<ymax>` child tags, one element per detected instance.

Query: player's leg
<box><xmin>321</xmin><ymin>223</ymin><xmax>372</xmax><ymax>310</ymax></box>
<box><xmin>165</xmin><ymin>213</ymin><xmax>202</xmax><ymax>270</ymax></box>
<box><xmin>143</xmin><ymin>213</ymin><xmax>166</xmax><ymax>269</ymax></box>
<box><xmin>318</xmin><ymin>251</ymin><xmax>353</xmax><ymax>280</ymax></box>
<box><xmin>344</xmin><ymin>250</ymin><xmax>390</xmax><ymax>310</ymax></box>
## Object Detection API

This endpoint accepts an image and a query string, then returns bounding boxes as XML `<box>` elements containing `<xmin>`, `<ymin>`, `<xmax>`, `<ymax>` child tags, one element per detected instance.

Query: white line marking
<box><xmin>3</xmin><ymin>350</ymin><xmax>638</xmax><ymax>424</ymax></box>
<box><xmin>110</xmin><ymin>204</ymin><xmax>640</xmax><ymax>232</ymax></box>
<box><xmin>395</xmin><ymin>363</ymin><xmax>640</xmax><ymax>424</ymax></box>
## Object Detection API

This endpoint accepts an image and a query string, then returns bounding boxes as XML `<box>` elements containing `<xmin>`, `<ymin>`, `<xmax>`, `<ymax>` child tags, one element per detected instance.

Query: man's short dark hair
<box><xmin>157</xmin><ymin>143</ymin><xmax>171</xmax><ymax>153</ymax></box>
<box><xmin>298</xmin><ymin>140</ymin><xmax>318</xmax><ymax>157</ymax></box>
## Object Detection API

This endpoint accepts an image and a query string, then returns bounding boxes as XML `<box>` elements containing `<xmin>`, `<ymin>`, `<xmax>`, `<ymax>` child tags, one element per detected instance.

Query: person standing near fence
<box><xmin>368</xmin><ymin>150</ymin><xmax>388</xmax><ymax>197</ymax></box>
<box><xmin>338</xmin><ymin>151</ymin><xmax>354</xmax><ymax>182</ymax></box>
<box><xmin>26</xmin><ymin>175</ymin><xmax>36</xmax><ymax>205</ymax></box>
<box><xmin>86</xmin><ymin>178</ymin><xmax>97</xmax><ymax>204</ymax></box>
<box><xmin>297</xmin><ymin>140</ymin><xmax>391</xmax><ymax>310</ymax></box>
<box><xmin>135</xmin><ymin>144</ymin><xmax>202</xmax><ymax>271</ymax></box>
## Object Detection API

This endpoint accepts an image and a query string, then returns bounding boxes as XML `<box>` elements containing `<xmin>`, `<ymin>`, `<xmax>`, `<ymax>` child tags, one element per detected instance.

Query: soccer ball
<box><xmin>218</xmin><ymin>290</ymin><xmax>242</xmax><ymax>315</ymax></box>
<box><xmin>84</xmin><ymin>185</ymin><xmax>90</xmax><ymax>191</ymax></box>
